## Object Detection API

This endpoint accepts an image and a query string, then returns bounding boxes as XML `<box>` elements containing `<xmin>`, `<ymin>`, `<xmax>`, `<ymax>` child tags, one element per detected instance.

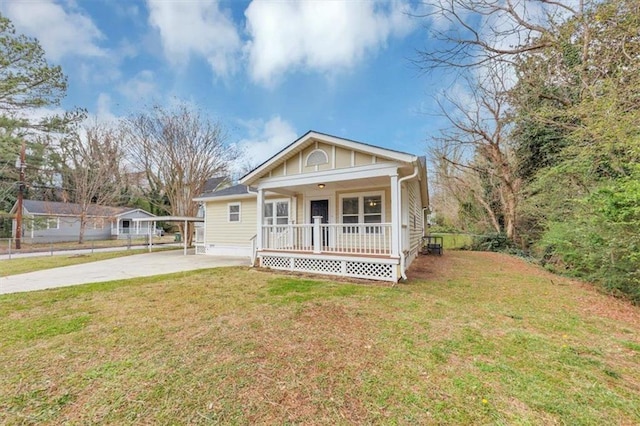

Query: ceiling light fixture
<box><xmin>317</xmin><ymin>183</ymin><xmax>325</xmax><ymax>189</ymax></box>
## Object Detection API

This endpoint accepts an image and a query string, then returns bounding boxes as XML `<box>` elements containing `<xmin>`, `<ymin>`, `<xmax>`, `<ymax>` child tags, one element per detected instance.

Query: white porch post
<box><xmin>390</xmin><ymin>173</ymin><xmax>400</xmax><ymax>257</ymax></box>
<box><xmin>183</xmin><ymin>219</ymin><xmax>188</xmax><ymax>255</ymax></box>
<box><xmin>256</xmin><ymin>188</ymin><xmax>264</xmax><ymax>250</ymax></box>
<box><xmin>149</xmin><ymin>220</ymin><xmax>155</xmax><ymax>252</ymax></box>
<box><xmin>313</xmin><ymin>216</ymin><xmax>322</xmax><ymax>253</ymax></box>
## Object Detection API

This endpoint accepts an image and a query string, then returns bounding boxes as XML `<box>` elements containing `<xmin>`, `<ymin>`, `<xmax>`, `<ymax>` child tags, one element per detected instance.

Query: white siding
<box><xmin>205</xmin><ymin>198</ymin><xmax>257</xmax><ymax>249</ymax></box>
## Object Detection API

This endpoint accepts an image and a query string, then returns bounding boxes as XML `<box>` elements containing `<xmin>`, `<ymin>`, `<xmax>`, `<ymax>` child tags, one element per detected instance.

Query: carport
<box><xmin>133</xmin><ymin>216</ymin><xmax>204</xmax><ymax>255</ymax></box>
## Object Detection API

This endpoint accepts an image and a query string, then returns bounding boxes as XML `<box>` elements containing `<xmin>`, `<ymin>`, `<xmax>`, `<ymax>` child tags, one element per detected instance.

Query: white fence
<box><xmin>262</xmin><ymin>222</ymin><xmax>392</xmax><ymax>256</ymax></box>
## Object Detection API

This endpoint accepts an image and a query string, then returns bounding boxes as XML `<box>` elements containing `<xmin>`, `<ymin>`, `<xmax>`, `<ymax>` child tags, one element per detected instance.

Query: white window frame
<box><xmin>305</xmin><ymin>149</ymin><xmax>329</xmax><ymax>167</ymax></box>
<box><xmin>228</xmin><ymin>202</ymin><xmax>241</xmax><ymax>223</ymax></box>
<box><xmin>263</xmin><ymin>199</ymin><xmax>290</xmax><ymax>225</ymax></box>
<box><xmin>47</xmin><ymin>216</ymin><xmax>59</xmax><ymax>230</ymax></box>
<box><xmin>30</xmin><ymin>216</ymin><xmax>59</xmax><ymax>231</ymax></box>
<box><xmin>339</xmin><ymin>191</ymin><xmax>385</xmax><ymax>232</ymax></box>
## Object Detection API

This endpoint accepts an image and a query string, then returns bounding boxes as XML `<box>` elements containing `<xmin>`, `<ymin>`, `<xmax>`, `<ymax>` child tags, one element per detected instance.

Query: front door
<box><xmin>122</xmin><ymin>220</ymin><xmax>130</xmax><ymax>234</ymax></box>
<box><xmin>310</xmin><ymin>199</ymin><xmax>329</xmax><ymax>247</ymax></box>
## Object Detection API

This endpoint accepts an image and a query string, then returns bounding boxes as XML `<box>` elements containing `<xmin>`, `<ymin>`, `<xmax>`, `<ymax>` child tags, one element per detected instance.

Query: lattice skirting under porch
<box><xmin>260</xmin><ymin>254</ymin><xmax>398</xmax><ymax>282</ymax></box>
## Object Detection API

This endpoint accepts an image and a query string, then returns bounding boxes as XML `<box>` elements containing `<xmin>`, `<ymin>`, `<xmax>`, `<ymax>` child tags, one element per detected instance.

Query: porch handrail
<box><xmin>249</xmin><ymin>234</ymin><xmax>257</xmax><ymax>265</ymax></box>
<box><xmin>261</xmin><ymin>222</ymin><xmax>392</xmax><ymax>255</ymax></box>
<box><xmin>112</xmin><ymin>227</ymin><xmax>152</xmax><ymax>235</ymax></box>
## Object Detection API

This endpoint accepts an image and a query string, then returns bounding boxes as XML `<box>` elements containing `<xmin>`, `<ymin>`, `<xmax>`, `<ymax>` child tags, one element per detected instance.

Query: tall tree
<box><xmin>125</xmin><ymin>104</ymin><xmax>235</xmax><ymax>246</ymax></box>
<box><xmin>431</xmin><ymin>69</ymin><xmax>521</xmax><ymax>240</ymax></box>
<box><xmin>0</xmin><ymin>13</ymin><xmax>78</xmax><ymax>235</ymax></box>
<box><xmin>419</xmin><ymin>0</ymin><xmax>640</xmax><ymax>299</ymax></box>
<box><xmin>59</xmin><ymin>122</ymin><xmax>128</xmax><ymax>243</ymax></box>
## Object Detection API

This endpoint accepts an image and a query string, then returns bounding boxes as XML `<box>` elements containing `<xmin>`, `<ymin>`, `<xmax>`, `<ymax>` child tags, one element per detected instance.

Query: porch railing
<box><xmin>111</xmin><ymin>227</ymin><xmax>154</xmax><ymax>236</ymax></box>
<box><xmin>261</xmin><ymin>222</ymin><xmax>392</xmax><ymax>256</ymax></box>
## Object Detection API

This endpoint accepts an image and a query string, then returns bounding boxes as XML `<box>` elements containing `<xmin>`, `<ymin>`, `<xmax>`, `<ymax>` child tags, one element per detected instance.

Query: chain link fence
<box><xmin>0</xmin><ymin>234</ymin><xmax>177</xmax><ymax>259</ymax></box>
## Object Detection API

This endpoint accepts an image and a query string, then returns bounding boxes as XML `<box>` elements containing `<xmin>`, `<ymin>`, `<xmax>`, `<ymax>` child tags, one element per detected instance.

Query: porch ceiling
<box><xmin>268</xmin><ymin>175</ymin><xmax>390</xmax><ymax>195</ymax></box>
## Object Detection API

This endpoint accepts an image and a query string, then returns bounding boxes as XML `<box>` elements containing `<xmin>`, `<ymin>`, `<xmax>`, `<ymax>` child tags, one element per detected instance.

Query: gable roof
<box><xmin>193</xmin><ymin>184</ymin><xmax>256</xmax><ymax>201</ymax></box>
<box><xmin>240</xmin><ymin>130</ymin><xmax>418</xmax><ymax>185</ymax></box>
<box><xmin>14</xmin><ymin>200</ymin><xmax>153</xmax><ymax>218</ymax></box>
<box><xmin>202</xmin><ymin>176</ymin><xmax>229</xmax><ymax>193</ymax></box>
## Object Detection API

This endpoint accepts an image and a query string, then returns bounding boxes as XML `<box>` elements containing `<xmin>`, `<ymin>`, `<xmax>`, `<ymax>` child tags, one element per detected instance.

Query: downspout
<box><xmin>246</xmin><ymin>187</ymin><xmax>259</xmax><ymax>266</ymax></box>
<box><xmin>397</xmin><ymin>165</ymin><xmax>419</xmax><ymax>280</ymax></box>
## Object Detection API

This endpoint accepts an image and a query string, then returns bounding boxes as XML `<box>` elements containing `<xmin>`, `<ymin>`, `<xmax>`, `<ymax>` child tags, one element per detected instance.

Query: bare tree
<box><xmin>59</xmin><ymin>121</ymin><xmax>128</xmax><ymax>243</ymax></box>
<box><xmin>125</xmin><ymin>103</ymin><xmax>235</xmax><ymax>246</ymax></box>
<box><xmin>431</xmin><ymin>69</ymin><xmax>521</xmax><ymax>240</ymax></box>
<box><xmin>414</xmin><ymin>0</ymin><xmax>586</xmax><ymax>72</ymax></box>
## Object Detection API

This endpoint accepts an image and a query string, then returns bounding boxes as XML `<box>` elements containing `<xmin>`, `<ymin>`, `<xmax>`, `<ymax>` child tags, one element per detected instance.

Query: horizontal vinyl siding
<box><xmin>205</xmin><ymin>199</ymin><xmax>257</xmax><ymax>247</ymax></box>
<box><xmin>121</xmin><ymin>211</ymin><xmax>154</xmax><ymax>219</ymax></box>
<box><xmin>408</xmin><ymin>180</ymin><xmax>423</xmax><ymax>251</ymax></box>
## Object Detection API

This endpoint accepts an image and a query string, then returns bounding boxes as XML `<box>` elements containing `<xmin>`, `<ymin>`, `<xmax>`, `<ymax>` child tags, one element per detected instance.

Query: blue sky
<box><xmin>1</xmin><ymin>0</ymin><xmax>454</xmax><ymax>169</ymax></box>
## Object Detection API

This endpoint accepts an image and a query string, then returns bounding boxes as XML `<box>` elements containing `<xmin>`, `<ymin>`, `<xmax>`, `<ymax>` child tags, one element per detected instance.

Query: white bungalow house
<box><xmin>193</xmin><ymin>131</ymin><xmax>429</xmax><ymax>282</ymax></box>
<box><xmin>11</xmin><ymin>200</ymin><xmax>157</xmax><ymax>242</ymax></box>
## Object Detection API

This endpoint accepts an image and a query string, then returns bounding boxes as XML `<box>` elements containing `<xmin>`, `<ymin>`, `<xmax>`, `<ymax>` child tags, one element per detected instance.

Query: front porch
<box><xmin>253</xmin><ymin>165</ymin><xmax>407</xmax><ymax>281</ymax></box>
<box><xmin>262</xmin><ymin>222</ymin><xmax>392</xmax><ymax>255</ymax></box>
<box><xmin>258</xmin><ymin>221</ymin><xmax>399</xmax><ymax>281</ymax></box>
<box><xmin>110</xmin><ymin>220</ymin><xmax>154</xmax><ymax>239</ymax></box>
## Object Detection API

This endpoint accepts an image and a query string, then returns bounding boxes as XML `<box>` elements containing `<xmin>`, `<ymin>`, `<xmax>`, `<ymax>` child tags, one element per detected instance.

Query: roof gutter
<box><xmin>397</xmin><ymin>165</ymin><xmax>419</xmax><ymax>281</ymax></box>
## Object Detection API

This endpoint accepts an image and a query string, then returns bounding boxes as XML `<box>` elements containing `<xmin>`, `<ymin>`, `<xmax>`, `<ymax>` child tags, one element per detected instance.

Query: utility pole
<box><xmin>15</xmin><ymin>141</ymin><xmax>26</xmax><ymax>250</ymax></box>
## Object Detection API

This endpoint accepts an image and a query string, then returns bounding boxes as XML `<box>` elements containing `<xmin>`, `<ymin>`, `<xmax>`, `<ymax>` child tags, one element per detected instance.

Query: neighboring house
<box><xmin>194</xmin><ymin>131</ymin><xmax>429</xmax><ymax>282</ymax></box>
<box><xmin>202</xmin><ymin>176</ymin><xmax>229</xmax><ymax>193</ymax></box>
<box><xmin>10</xmin><ymin>200</ymin><xmax>156</xmax><ymax>242</ymax></box>
<box><xmin>196</xmin><ymin>176</ymin><xmax>229</xmax><ymax>218</ymax></box>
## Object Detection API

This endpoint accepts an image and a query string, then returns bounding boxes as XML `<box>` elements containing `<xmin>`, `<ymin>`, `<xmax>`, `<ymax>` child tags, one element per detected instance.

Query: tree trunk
<box><xmin>78</xmin><ymin>212</ymin><xmax>86</xmax><ymax>244</ymax></box>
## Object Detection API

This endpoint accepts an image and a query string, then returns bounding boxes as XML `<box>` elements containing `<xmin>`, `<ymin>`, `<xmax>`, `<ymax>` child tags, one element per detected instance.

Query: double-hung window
<box><xmin>228</xmin><ymin>203</ymin><xmax>241</xmax><ymax>222</ymax></box>
<box><xmin>30</xmin><ymin>216</ymin><xmax>59</xmax><ymax>231</ymax></box>
<box><xmin>340</xmin><ymin>193</ymin><xmax>383</xmax><ymax>233</ymax></box>
<box><xmin>264</xmin><ymin>200</ymin><xmax>289</xmax><ymax>226</ymax></box>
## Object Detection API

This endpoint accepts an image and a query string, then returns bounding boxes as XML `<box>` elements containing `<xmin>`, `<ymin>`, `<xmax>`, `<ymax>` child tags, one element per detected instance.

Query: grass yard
<box><xmin>430</xmin><ymin>233</ymin><xmax>475</xmax><ymax>250</ymax></box>
<box><xmin>1</xmin><ymin>248</ymin><xmax>178</xmax><ymax>277</ymax></box>
<box><xmin>1</xmin><ymin>251</ymin><xmax>639</xmax><ymax>424</ymax></box>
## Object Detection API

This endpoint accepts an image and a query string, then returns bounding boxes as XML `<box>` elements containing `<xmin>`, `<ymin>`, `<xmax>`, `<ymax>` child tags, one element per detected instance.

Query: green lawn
<box><xmin>1</xmin><ymin>251</ymin><xmax>639</xmax><ymax>424</ymax></box>
<box><xmin>1</xmin><ymin>248</ymin><xmax>178</xmax><ymax>277</ymax></box>
<box><xmin>430</xmin><ymin>232</ymin><xmax>475</xmax><ymax>249</ymax></box>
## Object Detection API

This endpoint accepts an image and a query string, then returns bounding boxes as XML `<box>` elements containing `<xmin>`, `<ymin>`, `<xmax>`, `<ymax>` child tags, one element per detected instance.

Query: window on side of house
<box><xmin>228</xmin><ymin>203</ymin><xmax>241</xmax><ymax>222</ymax></box>
<box><xmin>31</xmin><ymin>216</ymin><xmax>59</xmax><ymax>230</ymax></box>
<box><xmin>47</xmin><ymin>217</ymin><xmax>59</xmax><ymax>229</ymax></box>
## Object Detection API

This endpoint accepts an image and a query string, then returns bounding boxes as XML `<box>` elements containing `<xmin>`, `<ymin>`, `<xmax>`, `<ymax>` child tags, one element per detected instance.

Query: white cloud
<box><xmin>118</xmin><ymin>71</ymin><xmax>156</xmax><ymax>102</ymax></box>
<box><xmin>234</xmin><ymin>116</ymin><xmax>297</xmax><ymax>173</ymax></box>
<box><xmin>2</xmin><ymin>0</ymin><xmax>105</xmax><ymax>61</ymax></box>
<box><xmin>95</xmin><ymin>93</ymin><xmax>118</xmax><ymax>123</ymax></box>
<box><xmin>244</xmin><ymin>0</ymin><xmax>416</xmax><ymax>86</ymax></box>
<box><xmin>147</xmin><ymin>0</ymin><xmax>241</xmax><ymax>77</ymax></box>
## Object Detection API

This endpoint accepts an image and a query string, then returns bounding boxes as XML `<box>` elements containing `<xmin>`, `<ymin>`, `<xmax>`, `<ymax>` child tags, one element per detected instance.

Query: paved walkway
<box><xmin>0</xmin><ymin>250</ymin><xmax>250</xmax><ymax>295</ymax></box>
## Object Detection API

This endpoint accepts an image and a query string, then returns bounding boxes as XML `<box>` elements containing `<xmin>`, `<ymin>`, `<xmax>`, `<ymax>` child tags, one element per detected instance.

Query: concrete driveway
<box><xmin>0</xmin><ymin>249</ymin><xmax>250</xmax><ymax>295</ymax></box>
